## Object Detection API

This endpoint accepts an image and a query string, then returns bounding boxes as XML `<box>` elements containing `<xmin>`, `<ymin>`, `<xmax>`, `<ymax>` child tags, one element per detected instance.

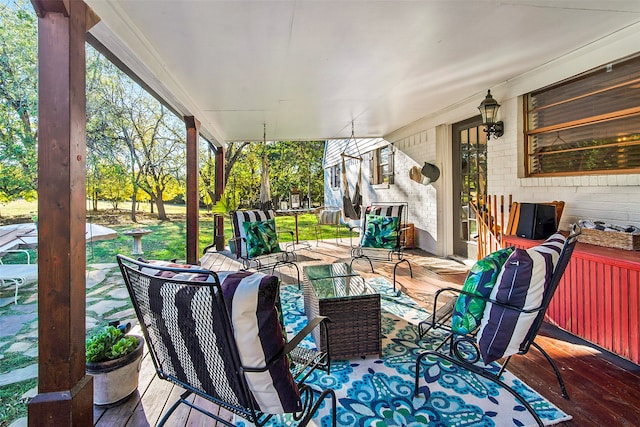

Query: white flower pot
<box><xmin>86</xmin><ymin>335</ymin><xmax>144</xmax><ymax>407</ymax></box>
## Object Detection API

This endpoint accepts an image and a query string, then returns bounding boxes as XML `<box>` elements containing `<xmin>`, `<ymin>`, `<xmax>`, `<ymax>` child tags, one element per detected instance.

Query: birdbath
<box><xmin>123</xmin><ymin>228</ymin><xmax>152</xmax><ymax>255</ymax></box>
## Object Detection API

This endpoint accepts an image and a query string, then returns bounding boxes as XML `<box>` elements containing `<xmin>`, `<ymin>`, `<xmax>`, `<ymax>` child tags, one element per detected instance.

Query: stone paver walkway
<box><xmin>0</xmin><ymin>262</ymin><xmax>136</xmax><ymax>426</ymax></box>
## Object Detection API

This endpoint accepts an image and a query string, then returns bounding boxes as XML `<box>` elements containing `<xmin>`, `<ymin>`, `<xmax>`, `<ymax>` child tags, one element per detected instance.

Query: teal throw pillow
<box><xmin>361</xmin><ymin>214</ymin><xmax>399</xmax><ymax>249</ymax></box>
<box><xmin>242</xmin><ymin>218</ymin><xmax>281</xmax><ymax>258</ymax></box>
<box><xmin>450</xmin><ymin>247</ymin><xmax>514</xmax><ymax>334</ymax></box>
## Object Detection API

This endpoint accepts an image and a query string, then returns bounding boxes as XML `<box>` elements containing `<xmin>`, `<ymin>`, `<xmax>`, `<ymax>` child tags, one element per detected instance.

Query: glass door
<box><xmin>452</xmin><ymin>116</ymin><xmax>487</xmax><ymax>259</ymax></box>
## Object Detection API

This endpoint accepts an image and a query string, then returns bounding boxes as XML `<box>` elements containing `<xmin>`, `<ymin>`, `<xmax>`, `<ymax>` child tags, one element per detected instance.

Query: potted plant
<box><xmin>86</xmin><ymin>323</ymin><xmax>144</xmax><ymax>407</ymax></box>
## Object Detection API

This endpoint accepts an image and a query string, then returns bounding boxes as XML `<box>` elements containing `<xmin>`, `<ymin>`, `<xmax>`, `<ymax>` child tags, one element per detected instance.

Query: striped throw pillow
<box><xmin>477</xmin><ymin>233</ymin><xmax>566</xmax><ymax>364</ymax></box>
<box><xmin>217</xmin><ymin>271</ymin><xmax>299</xmax><ymax>414</ymax></box>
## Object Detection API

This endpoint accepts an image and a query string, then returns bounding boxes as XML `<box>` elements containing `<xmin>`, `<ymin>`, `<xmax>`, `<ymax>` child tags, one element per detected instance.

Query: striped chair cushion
<box><xmin>139</xmin><ymin>261</ymin><xmax>299</xmax><ymax>413</ymax></box>
<box><xmin>477</xmin><ymin>233</ymin><xmax>566</xmax><ymax>364</ymax></box>
<box><xmin>139</xmin><ymin>259</ymin><xmax>214</xmax><ymax>282</ymax></box>
<box><xmin>231</xmin><ymin>210</ymin><xmax>278</xmax><ymax>258</ymax></box>
<box><xmin>318</xmin><ymin>209</ymin><xmax>341</xmax><ymax>225</ymax></box>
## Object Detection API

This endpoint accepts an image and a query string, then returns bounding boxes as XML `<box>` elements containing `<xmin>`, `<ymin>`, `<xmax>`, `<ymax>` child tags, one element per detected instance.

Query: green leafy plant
<box><xmin>86</xmin><ymin>326</ymin><xmax>140</xmax><ymax>363</ymax></box>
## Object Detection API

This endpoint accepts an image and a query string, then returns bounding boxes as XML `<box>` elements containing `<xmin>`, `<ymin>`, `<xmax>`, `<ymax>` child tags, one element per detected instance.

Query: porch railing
<box><xmin>471</xmin><ymin>194</ymin><xmax>512</xmax><ymax>259</ymax></box>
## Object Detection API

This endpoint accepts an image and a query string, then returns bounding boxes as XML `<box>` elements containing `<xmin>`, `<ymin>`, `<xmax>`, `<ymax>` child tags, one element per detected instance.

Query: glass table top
<box><xmin>304</xmin><ymin>263</ymin><xmax>376</xmax><ymax>299</ymax></box>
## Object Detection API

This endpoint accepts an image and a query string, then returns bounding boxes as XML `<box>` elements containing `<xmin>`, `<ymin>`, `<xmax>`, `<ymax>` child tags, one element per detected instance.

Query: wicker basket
<box><xmin>578</xmin><ymin>228</ymin><xmax>640</xmax><ymax>251</ymax></box>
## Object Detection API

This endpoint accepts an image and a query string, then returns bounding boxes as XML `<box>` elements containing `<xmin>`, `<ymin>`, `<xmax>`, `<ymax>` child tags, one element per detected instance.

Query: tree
<box><xmin>0</xmin><ymin>0</ymin><xmax>38</xmax><ymax>211</ymax></box>
<box><xmin>86</xmin><ymin>48</ymin><xmax>186</xmax><ymax>221</ymax></box>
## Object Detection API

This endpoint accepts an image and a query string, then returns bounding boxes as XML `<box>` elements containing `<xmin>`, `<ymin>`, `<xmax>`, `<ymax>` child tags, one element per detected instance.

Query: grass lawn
<box><xmin>1</xmin><ymin>199</ymin><xmax>355</xmax><ymax>264</ymax></box>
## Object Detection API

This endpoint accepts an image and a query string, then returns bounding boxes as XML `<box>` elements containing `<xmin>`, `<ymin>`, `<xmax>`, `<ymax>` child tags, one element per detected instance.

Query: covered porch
<box><xmin>90</xmin><ymin>240</ymin><xmax>640</xmax><ymax>427</ymax></box>
<box><xmin>24</xmin><ymin>0</ymin><xmax>640</xmax><ymax>425</ymax></box>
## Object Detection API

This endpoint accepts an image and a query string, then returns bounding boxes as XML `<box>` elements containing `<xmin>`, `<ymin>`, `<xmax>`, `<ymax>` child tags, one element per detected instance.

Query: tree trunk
<box><xmin>130</xmin><ymin>192</ymin><xmax>137</xmax><ymax>223</ymax></box>
<box><xmin>156</xmin><ymin>192</ymin><xmax>168</xmax><ymax>220</ymax></box>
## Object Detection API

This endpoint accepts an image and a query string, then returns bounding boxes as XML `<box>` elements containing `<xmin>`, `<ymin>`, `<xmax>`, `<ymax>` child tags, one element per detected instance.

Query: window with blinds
<box><xmin>525</xmin><ymin>54</ymin><xmax>640</xmax><ymax>176</ymax></box>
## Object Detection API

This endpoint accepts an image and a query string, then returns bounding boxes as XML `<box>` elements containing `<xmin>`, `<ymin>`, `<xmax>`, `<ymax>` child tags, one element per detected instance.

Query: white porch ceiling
<box><xmin>85</xmin><ymin>1</ymin><xmax>640</xmax><ymax>146</ymax></box>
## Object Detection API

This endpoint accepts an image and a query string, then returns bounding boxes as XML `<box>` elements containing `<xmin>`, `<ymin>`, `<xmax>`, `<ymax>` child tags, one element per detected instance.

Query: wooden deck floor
<box><xmin>95</xmin><ymin>240</ymin><xmax>640</xmax><ymax>426</ymax></box>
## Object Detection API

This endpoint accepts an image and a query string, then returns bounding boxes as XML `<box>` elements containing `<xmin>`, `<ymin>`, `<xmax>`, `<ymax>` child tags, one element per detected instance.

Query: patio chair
<box><xmin>413</xmin><ymin>226</ymin><xmax>580</xmax><ymax>427</ymax></box>
<box><xmin>117</xmin><ymin>255</ymin><xmax>336</xmax><ymax>427</ymax></box>
<box><xmin>230</xmin><ymin>209</ymin><xmax>301</xmax><ymax>287</ymax></box>
<box><xmin>0</xmin><ymin>263</ymin><xmax>38</xmax><ymax>304</ymax></box>
<box><xmin>314</xmin><ymin>206</ymin><xmax>343</xmax><ymax>245</ymax></box>
<box><xmin>0</xmin><ymin>225</ymin><xmax>35</xmax><ymax>265</ymax></box>
<box><xmin>349</xmin><ymin>202</ymin><xmax>413</xmax><ymax>294</ymax></box>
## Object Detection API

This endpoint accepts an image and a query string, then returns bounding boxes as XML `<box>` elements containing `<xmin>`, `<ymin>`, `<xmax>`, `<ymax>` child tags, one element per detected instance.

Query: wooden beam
<box><xmin>185</xmin><ymin>116</ymin><xmax>200</xmax><ymax>264</ymax></box>
<box><xmin>214</xmin><ymin>148</ymin><xmax>225</xmax><ymax>251</ymax></box>
<box><xmin>28</xmin><ymin>0</ymin><xmax>93</xmax><ymax>425</ymax></box>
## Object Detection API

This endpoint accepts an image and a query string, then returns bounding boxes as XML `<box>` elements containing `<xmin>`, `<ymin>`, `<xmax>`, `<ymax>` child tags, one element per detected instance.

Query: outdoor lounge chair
<box><xmin>413</xmin><ymin>226</ymin><xmax>580</xmax><ymax>427</ymax></box>
<box><xmin>350</xmin><ymin>202</ymin><xmax>413</xmax><ymax>294</ymax></box>
<box><xmin>117</xmin><ymin>255</ymin><xmax>336</xmax><ymax>427</ymax></box>
<box><xmin>0</xmin><ymin>263</ymin><xmax>38</xmax><ymax>304</ymax></box>
<box><xmin>230</xmin><ymin>209</ymin><xmax>301</xmax><ymax>287</ymax></box>
<box><xmin>0</xmin><ymin>225</ymin><xmax>35</xmax><ymax>265</ymax></box>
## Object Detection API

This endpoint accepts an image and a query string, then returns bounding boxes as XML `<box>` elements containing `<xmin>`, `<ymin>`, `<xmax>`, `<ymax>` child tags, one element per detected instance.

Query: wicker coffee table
<box><xmin>303</xmin><ymin>263</ymin><xmax>381</xmax><ymax>359</ymax></box>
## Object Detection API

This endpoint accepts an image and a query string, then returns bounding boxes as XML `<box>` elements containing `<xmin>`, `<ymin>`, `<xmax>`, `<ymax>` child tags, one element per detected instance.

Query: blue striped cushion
<box><xmin>477</xmin><ymin>233</ymin><xmax>566</xmax><ymax>364</ymax></box>
<box><xmin>217</xmin><ymin>271</ymin><xmax>299</xmax><ymax>414</ymax></box>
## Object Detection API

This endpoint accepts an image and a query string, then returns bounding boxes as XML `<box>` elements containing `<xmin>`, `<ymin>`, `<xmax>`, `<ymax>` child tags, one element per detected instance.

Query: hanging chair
<box><xmin>341</xmin><ymin>122</ymin><xmax>362</xmax><ymax>221</ymax></box>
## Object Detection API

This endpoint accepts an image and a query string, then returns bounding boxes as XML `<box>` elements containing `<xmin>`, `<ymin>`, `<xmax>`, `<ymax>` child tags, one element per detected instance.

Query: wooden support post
<box><xmin>214</xmin><ymin>148</ymin><xmax>226</xmax><ymax>251</ymax></box>
<box><xmin>28</xmin><ymin>1</ymin><xmax>94</xmax><ymax>425</ymax></box>
<box><xmin>185</xmin><ymin>117</ymin><xmax>200</xmax><ymax>264</ymax></box>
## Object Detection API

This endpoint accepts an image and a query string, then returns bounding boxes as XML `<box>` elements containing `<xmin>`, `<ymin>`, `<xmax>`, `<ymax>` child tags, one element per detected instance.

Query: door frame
<box><xmin>451</xmin><ymin>115</ymin><xmax>484</xmax><ymax>259</ymax></box>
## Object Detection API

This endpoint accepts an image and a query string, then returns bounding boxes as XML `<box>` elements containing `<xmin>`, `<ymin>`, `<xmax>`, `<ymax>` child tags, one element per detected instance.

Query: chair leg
<box><xmin>392</xmin><ymin>259</ymin><xmax>412</xmax><ymax>295</ymax></box>
<box><xmin>272</xmin><ymin>260</ymin><xmax>301</xmax><ymax>290</ymax></box>
<box><xmin>531</xmin><ymin>341</ymin><xmax>570</xmax><ymax>399</ymax></box>
<box><xmin>350</xmin><ymin>256</ymin><xmax>373</xmax><ymax>274</ymax></box>
<box><xmin>296</xmin><ymin>385</ymin><xmax>337</xmax><ymax>427</ymax></box>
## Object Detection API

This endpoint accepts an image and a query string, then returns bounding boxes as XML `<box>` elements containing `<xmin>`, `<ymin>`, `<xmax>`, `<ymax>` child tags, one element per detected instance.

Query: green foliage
<box><xmin>0</xmin><ymin>378</ymin><xmax>36</xmax><ymax>425</ymax></box>
<box><xmin>86</xmin><ymin>326</ymin><xmax>140</xmax><ymax>363</ymax></box>
<box><xmin>0</xmin><ymin>0</ymin><xmax>38</xmax><ymax>203</ymax></box>
<box><xmin>0</xmin><ymin>3</ymin><xmax>327</xmax><ymax>216</ymax></box>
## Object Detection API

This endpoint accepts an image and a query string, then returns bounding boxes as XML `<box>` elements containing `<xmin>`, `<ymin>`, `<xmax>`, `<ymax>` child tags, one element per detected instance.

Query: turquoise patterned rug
<box><xmin>241</xmin><ymin>278</ymin><xmax>572</xmax><ymax>427</ymax></box>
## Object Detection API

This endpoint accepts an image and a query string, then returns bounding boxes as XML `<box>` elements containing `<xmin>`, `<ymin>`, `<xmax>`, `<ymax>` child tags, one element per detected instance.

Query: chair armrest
<box><xmin>284</xmin><ymin>315</ymin><xmax>329</xmax><ymax>353</ymax></box>
<box><xmin>244</xmin><ymin>316</ymin><xmax>330</xmax><ymax>373</ymax></box>
<box><xmin>429</xmin><ymin>286</ymin><xmax>547</xmax><ymax>331</ymax></box>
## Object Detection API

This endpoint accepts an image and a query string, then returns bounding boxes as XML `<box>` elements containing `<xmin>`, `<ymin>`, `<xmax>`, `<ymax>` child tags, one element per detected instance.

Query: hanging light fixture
<box><xmin>478</xmin><ymin>90</ymin><xmax>504</xmax><ymax>139</ymax></box>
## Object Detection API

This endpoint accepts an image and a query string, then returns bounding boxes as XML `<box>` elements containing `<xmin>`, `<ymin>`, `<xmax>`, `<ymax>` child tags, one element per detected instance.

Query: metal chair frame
<box><xmin>414</xmin><ymin>227</ymin><xmax>580</xmax><ymax>427</ymax></box>
<box><xmin>229</xmin><ymin>209</ymin><xmax>302</xmax><ymax>288</ymax></box>
<box><xmin>349</xmin><ymin>202</ymin><xmax>413</xmax><ymax>294</ymax></box>
<box><xmin>117</xmin><ymin>255</ymin><xmax>336</xmax><ymax>427</ymax></box>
